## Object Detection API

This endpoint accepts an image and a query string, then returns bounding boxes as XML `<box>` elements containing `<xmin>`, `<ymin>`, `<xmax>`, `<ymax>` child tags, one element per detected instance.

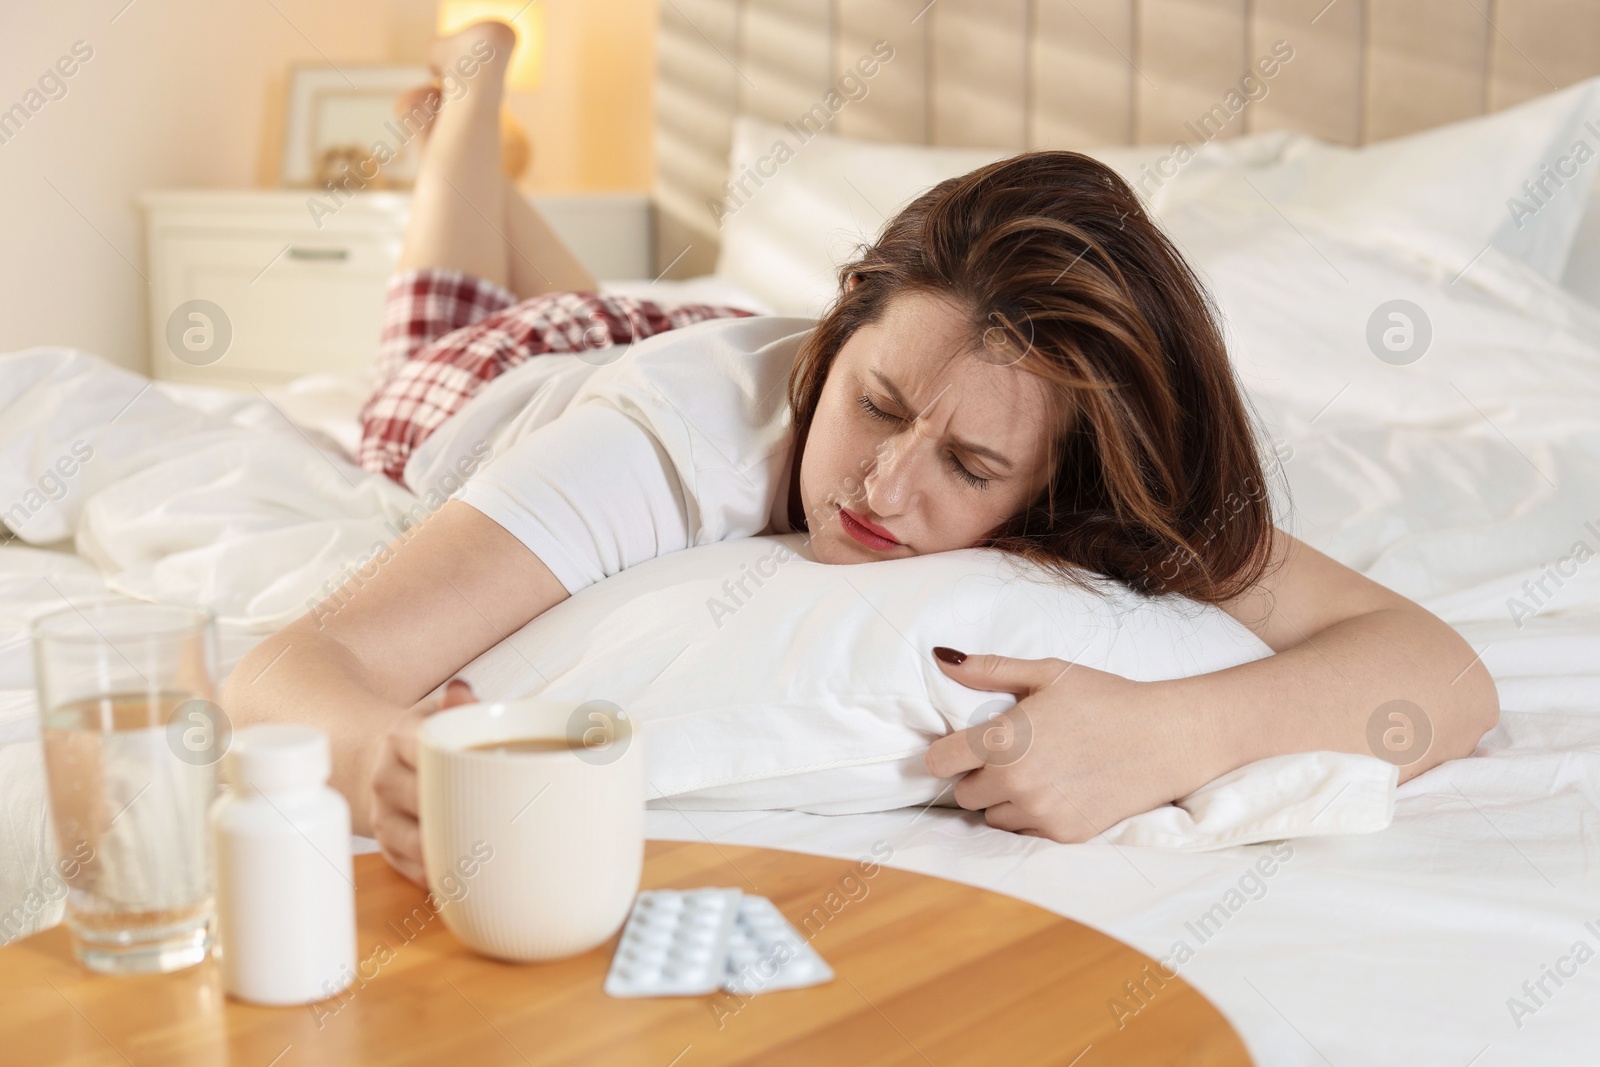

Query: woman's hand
<box><xmin>924</xmin><ymin>649</ymin><xmax>1207</xmax><ymax>843</ymax></box>
<box><xmin>371</xmin><ymin>678</ymin><xmax>478</xmax><ymax>886</ymax></box>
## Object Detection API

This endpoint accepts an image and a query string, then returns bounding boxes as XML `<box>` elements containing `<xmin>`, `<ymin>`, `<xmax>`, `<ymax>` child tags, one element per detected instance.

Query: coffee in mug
<box><xmin>464</xmin><ymin>737</ymin><xmax>583</xmax><ymax>755</ymax></box>
<box><xmin>418</xmin><ymin>698</ymin><xmax>642</xmax><ymax>962</ymax></box>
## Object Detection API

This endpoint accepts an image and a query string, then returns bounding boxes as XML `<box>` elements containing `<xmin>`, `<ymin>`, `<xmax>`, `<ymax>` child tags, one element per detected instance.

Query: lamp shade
<box><xmin>437</xmin><ymin>1</ymin><xmax>545</xmax><ymax>89</ymax></box>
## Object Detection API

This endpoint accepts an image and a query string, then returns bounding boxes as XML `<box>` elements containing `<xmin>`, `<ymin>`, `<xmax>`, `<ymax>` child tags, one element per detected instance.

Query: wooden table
<box><xmin>0</xmin><ymin>842</ymin><xmax>1251</xmax><ymax>1066</ymax></box>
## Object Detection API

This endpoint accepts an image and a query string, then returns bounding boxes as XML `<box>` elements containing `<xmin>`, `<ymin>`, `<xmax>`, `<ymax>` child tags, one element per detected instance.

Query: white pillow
<box><xmin>713</xmin><ymin>116</ymin><xmax>1305</xmax><ymax>318</ymax></box>
<box><xmin>1163</xmin><ymin>76</ymin><xmax>1600</xmax><ymax>282</ymax></box>
<box><xmin>713</xmin><ymin>119</ymin><xmax>1003</xmax><ymax>317</ymax></box>
<box><xmin>1154</xmin><ymin>183</ymin><xmax>1600</xmax><ymax>436</ymax></box>
<box><xmin>716</xmin><ymin>76</ymin><xmax>1600</xmax><ymax>316</ymax></box>
<box><xmin>1559</xmin><ymin>181</ymin><xmax>1600</xmax><ymax>307</ymax></box>
<box><xmin>454</xmin><ymin>532</ymin><xmax>1271</xmax><ymax>814</ymax></box>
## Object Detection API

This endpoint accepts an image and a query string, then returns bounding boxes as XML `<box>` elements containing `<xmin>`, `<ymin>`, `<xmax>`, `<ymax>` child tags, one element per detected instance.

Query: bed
<box><xmin>6</xmin><ymin>3</ymin><xmax>1600</xmax><ymax>1064</ymax></box>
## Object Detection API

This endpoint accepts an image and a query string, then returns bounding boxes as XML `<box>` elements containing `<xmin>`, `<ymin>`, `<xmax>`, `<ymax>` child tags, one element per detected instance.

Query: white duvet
<box><xmin>5</xmin><ymin>201</ymin><xmax>1600</xmax><ymax>1064</ymax></box>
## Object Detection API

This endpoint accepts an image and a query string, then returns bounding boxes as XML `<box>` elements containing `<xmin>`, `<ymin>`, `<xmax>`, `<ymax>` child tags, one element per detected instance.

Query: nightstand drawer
<box><xmin>150</xmin><ymin>232</ymin><xmax>399</xmax><ymax>386</ymax></box>
<box><xmin>141</xmin><ymin>190</ymin><xmax>651</xmax><ymax>388</ymax></box>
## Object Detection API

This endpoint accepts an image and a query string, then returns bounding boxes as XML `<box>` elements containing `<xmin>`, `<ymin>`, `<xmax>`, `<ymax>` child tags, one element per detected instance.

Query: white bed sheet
<box><xmin>2</xmin><ymin>250</ymin><xmax>1598</xmax><ymax>1066</ymax></box>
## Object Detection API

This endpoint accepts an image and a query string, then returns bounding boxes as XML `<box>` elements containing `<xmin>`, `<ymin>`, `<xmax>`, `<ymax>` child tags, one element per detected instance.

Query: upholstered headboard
<box><xmin>652</xmin><ymin>0</ymin><xmax>1600</xmax><ymax>276</ymax></box>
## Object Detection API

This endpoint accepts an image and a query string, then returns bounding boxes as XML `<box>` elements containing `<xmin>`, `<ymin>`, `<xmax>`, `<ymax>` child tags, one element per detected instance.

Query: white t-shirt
<box><xmin>423</xmin><ymin>315</ymin><xmax>815</xmax><ymax>595</ymax></box>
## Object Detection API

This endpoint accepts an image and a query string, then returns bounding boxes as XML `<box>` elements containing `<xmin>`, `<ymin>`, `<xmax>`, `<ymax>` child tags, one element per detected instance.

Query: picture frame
<box><xmin>280</xmin><ymin>64</ymin><xmax>433</xmax><ymax>191</ymax></box>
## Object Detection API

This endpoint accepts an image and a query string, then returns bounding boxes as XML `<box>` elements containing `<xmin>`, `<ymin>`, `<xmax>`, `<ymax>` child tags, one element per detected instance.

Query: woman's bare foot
<box><xmin>395</xmin><ymin>21</ymin><xmax>524</xmax><ymax>172</ymax></box>
<box><xmin>430</xmin><ymin>19</ymin><xmax>516</xmax><ymax>83</ymax></box>
<box><xmin>392</xmin><ymin>15</ymin><xmax>571</xmax><ymax>287</ymax></box>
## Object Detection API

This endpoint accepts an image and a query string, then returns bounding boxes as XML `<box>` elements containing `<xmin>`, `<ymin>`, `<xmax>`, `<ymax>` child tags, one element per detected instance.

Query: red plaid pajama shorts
<box><xmin>357</xmin><ymin>268</ymin><xmax>755</xmax><ymax>485</ymax></box>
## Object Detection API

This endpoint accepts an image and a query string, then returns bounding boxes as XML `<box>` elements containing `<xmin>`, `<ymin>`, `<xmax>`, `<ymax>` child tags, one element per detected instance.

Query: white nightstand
<box><xmin>138</xmin><ymin>190</ymin><xmax>651</xmax><ymax>387</ymax></box>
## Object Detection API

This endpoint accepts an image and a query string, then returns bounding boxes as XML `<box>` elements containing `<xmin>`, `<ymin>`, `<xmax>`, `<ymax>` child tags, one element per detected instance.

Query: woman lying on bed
<box><xmin>221</xmin><ymin>21</ymin><xmax>1498</xmax><ymax>884</ymax></box>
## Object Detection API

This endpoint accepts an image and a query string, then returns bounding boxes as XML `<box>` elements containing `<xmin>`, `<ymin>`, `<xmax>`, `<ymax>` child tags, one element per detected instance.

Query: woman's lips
<box><xmin>838</xmin><ymin>505</ymin><xmax>900</xmax><ymax>550</ymax></box>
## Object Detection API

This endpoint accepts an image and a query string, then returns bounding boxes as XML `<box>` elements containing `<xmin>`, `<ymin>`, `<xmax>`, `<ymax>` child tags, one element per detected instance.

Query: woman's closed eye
<box><xmin>855</xmin><ymin>391</ymin><xmax>899</xmax><ymax>423</ymax></box>
<box><xmin>855</xmin><ymin>393</ymin><xmax>990</xmax><ymax>489</ymax></box>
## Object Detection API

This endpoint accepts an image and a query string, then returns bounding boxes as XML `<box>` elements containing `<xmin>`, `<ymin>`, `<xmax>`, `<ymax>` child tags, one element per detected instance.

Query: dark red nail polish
<box><xmin>932</xmin><ymin>646</ymin><xmax>966</xmax><ymax>665</ymax></box>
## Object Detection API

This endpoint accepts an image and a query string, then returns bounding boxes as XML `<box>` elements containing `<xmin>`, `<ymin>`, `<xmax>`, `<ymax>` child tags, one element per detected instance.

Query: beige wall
<box><xmin>506</xmin><ymin>0</ymin><xmax>658</xmax><ymax>193</ymax></box>
<box><xmin>0</xmin><ymin>0</ymin><xmax>656</xmax><ymax>374</ymax></box>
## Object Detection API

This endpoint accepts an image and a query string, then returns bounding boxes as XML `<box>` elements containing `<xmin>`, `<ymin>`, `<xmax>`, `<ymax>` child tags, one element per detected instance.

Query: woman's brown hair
<box><xmin>786</xmin><ymin>150</ymin><xmax>1276</xmax><ymax>605</ymax></box>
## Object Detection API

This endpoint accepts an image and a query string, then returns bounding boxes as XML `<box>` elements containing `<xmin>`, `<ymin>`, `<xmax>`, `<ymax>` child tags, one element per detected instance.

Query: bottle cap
<box><xmin>223</xmin><ymin>724</ymin><xmax>331</xmax><ymax>793</ymax></box>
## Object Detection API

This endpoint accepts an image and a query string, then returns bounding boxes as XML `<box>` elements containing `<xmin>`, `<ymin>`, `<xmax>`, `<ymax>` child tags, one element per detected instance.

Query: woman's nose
<box><xmin>863</xmin><ymin>430</ymin><xmax>928</xmax><ymax>514</ymax></box>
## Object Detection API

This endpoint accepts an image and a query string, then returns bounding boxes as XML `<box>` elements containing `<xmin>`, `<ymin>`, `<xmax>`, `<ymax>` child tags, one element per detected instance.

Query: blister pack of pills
<box><xmin>603</xmin><ymin>888</ymin><xmax>834</xmax><ymax>998</ymax></box>
<box><xmin>604</xmin><ymin>888</ymin><xmax>742</xmax><ymax>997</ymax></box>
<box><xmin>722</xmin><ymin>893</ymin><xmax>834</xmax><ymax>997</ymax></box>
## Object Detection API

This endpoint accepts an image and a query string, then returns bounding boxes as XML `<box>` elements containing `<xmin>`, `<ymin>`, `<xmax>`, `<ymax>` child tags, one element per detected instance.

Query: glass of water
<box><xmin>32</xmin><ymin>597</ymin><xmax>226</xmax><ymax>975</ymax></box>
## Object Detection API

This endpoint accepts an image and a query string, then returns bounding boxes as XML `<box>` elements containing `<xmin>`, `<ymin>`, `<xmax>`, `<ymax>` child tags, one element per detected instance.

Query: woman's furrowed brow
<box><xmin>868</xmin><ymin>368</ymin><xmax>1016</xmax><ymax>471</ymax></box>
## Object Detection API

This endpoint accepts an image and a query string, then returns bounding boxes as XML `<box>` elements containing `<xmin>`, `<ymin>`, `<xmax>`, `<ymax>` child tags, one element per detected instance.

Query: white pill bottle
<box><xmin>211</xmin><ymin>724</ymin><xmax>356</xmax><ymax>1005</ymax></box>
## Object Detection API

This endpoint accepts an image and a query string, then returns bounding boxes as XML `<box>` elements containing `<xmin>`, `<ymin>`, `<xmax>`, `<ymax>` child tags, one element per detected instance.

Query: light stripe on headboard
<box><xmin>654</xmin><ymin>0</ymin><xmax>1600</xmax><ymax>276</ymax></box>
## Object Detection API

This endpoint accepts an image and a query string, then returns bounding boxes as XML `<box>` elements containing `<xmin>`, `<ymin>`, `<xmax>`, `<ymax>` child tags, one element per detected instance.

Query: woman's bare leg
<box><xmin>395</xmin><ymin>22</ymin><xmax>514</xmax><ymax>286</ymax></box>
<box><xmin>504</xmin><ymin>183</ymin><xmax>597</xmax><ymax>296</ymax></box>
<box><xmin>395</xmin><ymin>21</ymin><xmax>596</xmax><ymax>297</ymax></box>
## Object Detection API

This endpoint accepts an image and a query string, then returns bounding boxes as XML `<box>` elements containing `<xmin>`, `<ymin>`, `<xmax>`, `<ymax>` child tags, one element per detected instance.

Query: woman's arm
<box><xmin>1194</xmin><ymin>528</ymin><xmax>1500</xmax><ymax>783</ymax></box>
<box><xmin>924</xmin><ymin>528</ymin><xmax>1500</xmax><ymax>842</ymax></box>
<box><xmin>219</xmin><ymin>500</ymin><xmax>569</xmax><ymax>839</ymax></box>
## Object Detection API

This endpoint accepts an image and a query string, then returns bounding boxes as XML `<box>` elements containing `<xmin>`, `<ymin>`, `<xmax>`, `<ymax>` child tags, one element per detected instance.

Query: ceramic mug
<box><xmin>418</xmin><ymin>697</ymin><xmax>642</xmax><ymax>961</ymax></box>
